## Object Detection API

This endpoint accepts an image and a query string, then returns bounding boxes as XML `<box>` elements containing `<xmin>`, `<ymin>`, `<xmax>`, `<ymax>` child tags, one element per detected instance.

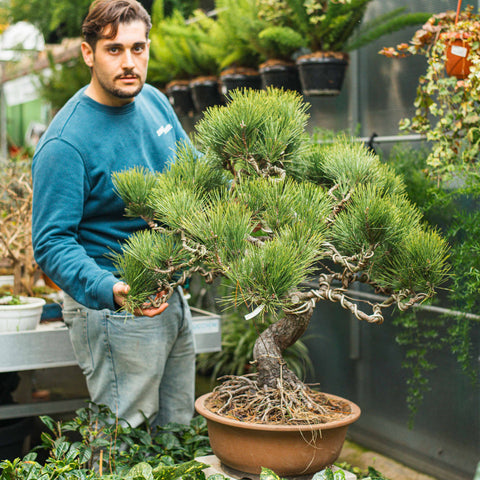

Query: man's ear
<box><xmin>81</xmin><ymin>42</ymin><xmax>94</xmax><ymax>68</ymax></box>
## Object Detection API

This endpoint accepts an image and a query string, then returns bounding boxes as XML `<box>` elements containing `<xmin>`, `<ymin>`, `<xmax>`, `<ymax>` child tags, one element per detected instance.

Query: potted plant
<box><xmin>255</xmin><ymin>0</ymin><xmax>430</xmax><ymax>96</ymax></box>
<box><xmin>205</xmin><ymin>0</ymin><xmax>265</xmax><ymax>96</ymax></box>
<box><xmin>379</xmin><ymin>4</ymin><xmax>480</xmax><ymax>177</ymax></box>
<box><xmin>153</xmin><ymin>9</ymin><xmax>224</xmax><ymax>114</ymax></box>
<box><xmin>111</xmin><ymin>88</ymin><xmax>449</xmax><ymax>475</ymax></box>
<box><xmin>149</xmin><ymin>10</ymin><xmax>195</xmax><ymax>117</ymax></box>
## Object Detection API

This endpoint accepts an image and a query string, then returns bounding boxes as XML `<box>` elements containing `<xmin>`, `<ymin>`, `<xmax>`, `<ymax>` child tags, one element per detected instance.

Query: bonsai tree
<box><xmin>112</xmin><ymin>88</ymin><xmax>449</xmax><ymax>422</ymax></box>
<box><xmin>380</xmin><ymin>5</ymin><xmax>480</xmax><ymax>177</ymax></box>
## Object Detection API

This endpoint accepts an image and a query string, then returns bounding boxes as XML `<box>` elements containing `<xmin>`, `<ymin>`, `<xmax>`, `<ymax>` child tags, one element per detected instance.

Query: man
<box><xmin>32</xmin><ymin>0</ymin><xmax>195</xmax><ymax>428</ymax></box>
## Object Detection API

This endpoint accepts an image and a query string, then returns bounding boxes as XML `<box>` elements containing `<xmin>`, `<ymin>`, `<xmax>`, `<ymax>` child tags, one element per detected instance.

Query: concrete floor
<box><xmin>338</xmin><ymin>440</ymin><xmax>439</xmax><ymax>480</ymax></box>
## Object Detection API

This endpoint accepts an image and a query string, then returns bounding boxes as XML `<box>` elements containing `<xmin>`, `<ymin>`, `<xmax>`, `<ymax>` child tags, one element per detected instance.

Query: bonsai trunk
<box><xmin>253</xmin><ymin>304</ymin><xmax>314</xmax><ymax>389</ymax></box>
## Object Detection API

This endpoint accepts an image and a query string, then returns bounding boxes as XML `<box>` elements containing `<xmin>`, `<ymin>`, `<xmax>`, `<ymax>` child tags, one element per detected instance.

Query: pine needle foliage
<box><xmin>331</xmin><ymin>184</ymin><xmax>421</xmax><ymax>259</ymax></box>
<box><xmin>156</xmin><ymin>142</ymin><xmax>231</xmax><ymax>198</ymax></box>
<box><xmin>195</xmin><ymin>88</ymin><xmax>309</xmax><ymax>180</ymax></box>
<box><xmin>180</xmin><ymin>195</ymin><xmax>254</xmax><ymax>267</ymax></box>
<box><xmin>150</xmin><ymin>188</ymin><xmax>205</xmax><ymax>231</ymax></box>
<box><xmin>112</xmin><ymin>167</ymin><xmax>157</xmax><ymax>220</ymax></box>
<box><xmin>112</xmin><ymin>230</ymin><xmax>189</xmax><ymax>310</ymax></box>
<box><xmin>226</xmin><ymin>224</ymin><xmax>324</xmax><ymax>312</ymax></box>
<box><xmin>304</xmin><ymin>137</ymin><xmax>405</xmax><ymax>198</ymax></box>
<box><xmin>372</xmin><ymin>227</ymin><xmax>450</xmax><ymax>294</ymax></box>
<box><xmin>236</xmin><ymin>177</ymin><xmax>332</xmax><ymax>236</ymax></box>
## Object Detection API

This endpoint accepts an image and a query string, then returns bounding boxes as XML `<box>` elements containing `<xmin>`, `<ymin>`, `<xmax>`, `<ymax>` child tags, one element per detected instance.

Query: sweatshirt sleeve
<box><xmin>32</xmin><ymin>138</ymin><xmax>118</xmax><ymax>310</ymax></box>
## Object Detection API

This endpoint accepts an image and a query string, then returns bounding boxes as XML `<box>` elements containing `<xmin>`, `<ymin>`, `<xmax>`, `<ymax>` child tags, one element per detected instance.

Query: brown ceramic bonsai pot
<box><xmin>195</xmin><ymin>392</ymin><xmax>361</xmax><ymax>476</ymax></box>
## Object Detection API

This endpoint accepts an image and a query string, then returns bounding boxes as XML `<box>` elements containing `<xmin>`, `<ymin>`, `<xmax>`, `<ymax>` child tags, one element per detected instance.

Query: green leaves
<box><xmin>373</xmin><ymin>227</ymin><xmax>450</xmax><ymax>293</ymax></box>
<box><xmin>0</xmin><ymin>405</ymin><xmax>213</xmax><ymax>480</ymax></box>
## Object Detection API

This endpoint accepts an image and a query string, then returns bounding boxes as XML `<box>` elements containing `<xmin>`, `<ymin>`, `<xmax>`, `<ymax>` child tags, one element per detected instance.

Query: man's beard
<box><xmin>98</xmin><ymin>70</ymin><xmax>144</xmax><ymax>99</ymax></box>
<box><xmin>109</xmin><ymin>84</ymin><xmax>143</xmax><ymax>98</ymax></box>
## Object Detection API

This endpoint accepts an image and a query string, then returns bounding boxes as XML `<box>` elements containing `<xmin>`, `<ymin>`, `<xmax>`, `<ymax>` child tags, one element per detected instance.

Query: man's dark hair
<box><xmin>82</xmin><ymin>0</ymin><xmax>152</xmax><ymax>50</ymax></box>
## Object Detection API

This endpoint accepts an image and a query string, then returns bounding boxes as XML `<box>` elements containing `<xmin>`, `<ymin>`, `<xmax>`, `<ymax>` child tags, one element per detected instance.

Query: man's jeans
<box><xmin>63</xmin><ymin>288</ymin><xmax>195</xmax><ymax>428</ymax></box>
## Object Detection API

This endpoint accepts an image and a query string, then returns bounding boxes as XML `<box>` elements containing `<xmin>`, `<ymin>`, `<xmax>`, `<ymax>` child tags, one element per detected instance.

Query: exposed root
<box><xmin>205</xmin><ymin>374</ymin><xmax>352</xmax><ymax>425</ymax></box>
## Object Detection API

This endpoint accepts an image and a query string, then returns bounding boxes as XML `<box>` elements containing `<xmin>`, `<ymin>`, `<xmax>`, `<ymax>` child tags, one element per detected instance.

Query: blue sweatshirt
<box><xmin>32</xmin><ymin>84</ymin><xmax>189</xmax><ymax>310</ymax></box>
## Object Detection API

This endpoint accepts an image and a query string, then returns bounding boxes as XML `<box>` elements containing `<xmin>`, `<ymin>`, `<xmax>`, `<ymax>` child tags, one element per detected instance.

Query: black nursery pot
<box><xmin>189</xmin><ymin>77</ymin><xmax>224</xmax><ymax>112</ymax></box>
<box><xmin>220</xmin><ymin>69</ymin><xmax>262</xmax><ymax>98</ymax></box>
<box><xmin>259</xmin><ymin>63</ymin><xmax>302</xmax><ymax>93</ymax></box>
<box><xmin>166</xmin><ymin>82</ymin><xmax>195</xmax><ymax>117</ymax></box>
<box><xmin>296</xmin><ymin>54</ymin><xmax>349</xmax><ymax>96</ymax></box>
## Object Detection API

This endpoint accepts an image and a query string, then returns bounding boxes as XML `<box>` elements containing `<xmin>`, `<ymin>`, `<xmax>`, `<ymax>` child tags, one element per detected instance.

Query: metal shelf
<box><xmin>0</xmin><ymin>307</ymin><xmax>221</xmax><ymax>420</ymax></box>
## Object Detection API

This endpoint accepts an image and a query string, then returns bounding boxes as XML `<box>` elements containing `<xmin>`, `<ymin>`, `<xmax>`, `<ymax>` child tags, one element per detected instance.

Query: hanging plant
<box><xmin>380</xmin><ymin>3</ymin><xmax>480</xmax><ymax>178</ymax></box>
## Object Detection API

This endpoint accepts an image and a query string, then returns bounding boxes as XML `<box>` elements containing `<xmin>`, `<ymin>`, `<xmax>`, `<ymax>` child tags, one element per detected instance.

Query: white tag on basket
<box><xmin>451</xmin><ymin>45</ymin><xmax>468</xmax><ymax>58</ymax></box>
<box><xmin>245</xmin><ymin>304</ymin><xmax>265</xmax><ymax>320</ymax></box>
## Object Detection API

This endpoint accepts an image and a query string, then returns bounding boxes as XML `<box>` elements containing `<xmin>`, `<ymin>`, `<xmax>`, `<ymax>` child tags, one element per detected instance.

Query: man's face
<box><xmin>81</xmin><ymin>20</ymin><xmax>150</xmax><ymax>106</ymax></box>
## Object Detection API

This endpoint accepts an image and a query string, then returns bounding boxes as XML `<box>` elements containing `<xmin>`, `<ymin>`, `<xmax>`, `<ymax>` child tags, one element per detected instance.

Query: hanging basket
<box><xmin>296</xmin><ymin>52</ymin><xmax>349</xmax><ymax>96</ymax></box>
<box><xmin>165</xmin><ymin>80</ymin><xmax>195</xmax><ymax>117</ymax></box>
<box><xmin>259</xmin><ymin>60</ymin><xmax>302</xmax><ymax>93</ymax></box>
<box><xmin>189</xmin><ymin>76</ymin><xmax>224</xmax><ymax>112</ymax></box>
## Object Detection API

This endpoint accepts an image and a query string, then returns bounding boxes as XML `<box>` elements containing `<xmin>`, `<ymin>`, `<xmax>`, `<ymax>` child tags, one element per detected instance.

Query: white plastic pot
<box><xmin>0</xmin><ymin>297</ymin><xmax>46</xmax><ymax>332</ymax></box>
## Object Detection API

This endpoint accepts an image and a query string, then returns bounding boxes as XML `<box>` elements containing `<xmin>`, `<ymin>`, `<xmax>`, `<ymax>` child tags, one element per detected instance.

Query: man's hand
<box><xmin>113</xmin><ymin>282</ymin><xmax>169</xmax><ymax>317</ymax></box>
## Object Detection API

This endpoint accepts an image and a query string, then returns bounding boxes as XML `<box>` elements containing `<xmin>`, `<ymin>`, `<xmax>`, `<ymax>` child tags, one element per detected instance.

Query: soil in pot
<box><xmin>259</xmin><ymin>60</ymin><xmax>302</xmax><ymax>93</ymax></box>
<box><xmin>195</xmin><ymin>378</ymin><xmax>361</xmax><ymax>476</ymax></box>
<box><xmin>165</xmin><ymin>80</ymin><xmax>195</xmax><ymax>117</ymax></box>
<box><xmin>189</xmin><ymin>76</ymin><xmax>224</xmax><ymax>112</ymax></box>
<box><xmin>296</xmin><ymin>52</ymin><xmax>349</xmax><ymax>96</ymax></box>
<box><xmin>220</xmin><ymin>68</ymin><xmax>262</xmax><ymax>99</ymax></box>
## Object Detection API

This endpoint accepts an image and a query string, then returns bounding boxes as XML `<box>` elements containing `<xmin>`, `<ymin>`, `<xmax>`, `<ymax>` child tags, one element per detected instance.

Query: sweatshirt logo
<box><xmin>157</xmin><ymin>124</ymin><xmax>173</xmax><ymax>136</ymax></box>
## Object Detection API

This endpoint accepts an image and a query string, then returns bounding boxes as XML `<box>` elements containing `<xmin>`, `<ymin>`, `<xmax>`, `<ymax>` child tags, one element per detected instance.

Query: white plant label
<box><xmin>245</xmin><ymin>304</ymin><xmax>265</xmax><ymax>320</ymax></box>
<box><xmin>451</xmin><ymin>45</ymin><xmax>468</xmax><ymax>58</ymax></box>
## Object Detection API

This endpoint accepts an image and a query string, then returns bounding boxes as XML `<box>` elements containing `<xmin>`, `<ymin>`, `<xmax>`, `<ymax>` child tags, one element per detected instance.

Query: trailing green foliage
<box><xmin>380</xmin><ymin>7</ymin><xmax>480</xmax><ymax>177</ymax></box>
<box><xmin>383</xmin><ymin>143</ymin><xmax>479</xmax><ymax>418</ymax></box>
